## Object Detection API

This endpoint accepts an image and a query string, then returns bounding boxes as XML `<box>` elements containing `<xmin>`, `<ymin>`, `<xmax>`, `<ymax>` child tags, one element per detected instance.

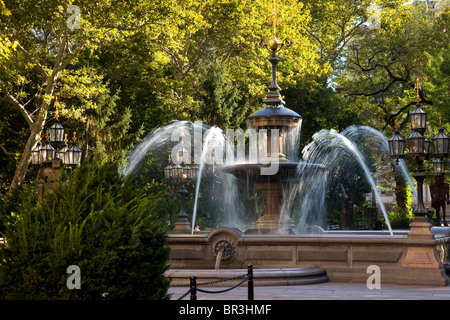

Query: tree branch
<box><xmin>0</xmin><ymin>119</ymin><xmax>23</xmax><ymax>137</ymax></box>
<box><xmin>381</xmin><ymin>101</ymin><xmax>417</xmax><ymax>131</ymax></box>
<box><xmin>15</xmin><ymin>42</ymin><xmax>49</xmax><ymax>78</ymax></box>
<box><xmin>54</xmin><ymin>43</ymin><xmax>83</xmax><ymax>74</ymax></box>
<box><xmin>304</xmin><ymin>28</ymin><xmax>325</xmax><ymax>64</ymax></box>
<box><xmin>0</xmin><ymin>144</ymin><xmax>15</xmax><ymax>156</ymax></box>
<box><xmin>0</xmin><ymin>79</ymin><xmax>35</xmax><ymax>127</ymax></box>
<box><xmin>344</xmin><ymin>78</ymin><xmax>400</xmax><ymax>97</ymax></box>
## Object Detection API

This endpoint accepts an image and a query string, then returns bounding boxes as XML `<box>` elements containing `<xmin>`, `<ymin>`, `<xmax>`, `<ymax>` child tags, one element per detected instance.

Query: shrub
<box><xmin>386</xmin><ymin>210</ymin><xmax>413</xmax><ymax>229</ymax></box>
<box><xmin>0</xmin><ymin>162</ymin><xmax>171</xmax><ymax>299</ymax></box>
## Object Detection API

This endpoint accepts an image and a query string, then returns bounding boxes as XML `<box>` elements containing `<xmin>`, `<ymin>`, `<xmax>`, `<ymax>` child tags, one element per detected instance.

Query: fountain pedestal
<box><xmin>246</xmin><ymin>182</ymin><xmax>295</xmax><ymax>234</ymax></box>
<box><xmin>222</xmin><ymin>97</ymin><xmax>303</xmax><ymax>233</ymax></box>
<box><xmin>221</xmin><ymin>36</ymin><xmax>302</xmax><ymax>234</ymax></box>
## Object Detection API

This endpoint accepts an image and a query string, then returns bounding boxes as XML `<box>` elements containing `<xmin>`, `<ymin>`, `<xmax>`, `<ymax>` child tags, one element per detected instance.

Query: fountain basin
<box><xmin>167</xmin><ymin>227</ymin><xmax>450</xmax><ymax>286</ymax></box>
<box><xmin>221</xmin><ymin>162</ymin><xmax>324</xmax><ymax>183</ymax></box>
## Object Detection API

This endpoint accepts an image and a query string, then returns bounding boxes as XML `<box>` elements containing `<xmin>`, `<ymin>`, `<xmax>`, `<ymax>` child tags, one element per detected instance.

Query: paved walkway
<box><xmin>169</xmin><ymin>282</ymin><xmax>450</xmax><ymax>300</ymax></box>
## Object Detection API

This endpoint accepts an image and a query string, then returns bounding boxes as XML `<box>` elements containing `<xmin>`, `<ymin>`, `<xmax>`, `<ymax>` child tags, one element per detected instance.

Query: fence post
<box><xmin>190</xmin><ymin>275</ymin><xmax>197</xmax><ymax>300</ymax></box>
<box><xmin>248</xmin><ymin>264</ymin><xmax>254</xmax><ymax>300</ymax></box>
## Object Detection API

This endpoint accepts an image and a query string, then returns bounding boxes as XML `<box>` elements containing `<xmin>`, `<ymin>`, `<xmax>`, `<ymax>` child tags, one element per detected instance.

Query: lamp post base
<box><xmin>169</xmin><ymin>188</ymin><xmax>192</xmax><ymax>234</ymax></box>
<box><xmin>171</xmin><ymin>221</ymin><xmax>192</xmax><ymax>234</ymax></box>
<box><xmin>398</xmin><ymin>215</ymin><xmax>449</xmax><ymax>285</ymax></box>
<box><xmin>407</xmin><ymin>215</ymin><xmax>434</xmax><ymax>240</ymax></box>
<box><xmin>37</xmin><ymin>158</ymin><xmax>63</xmax><ymax>202</ymax></box>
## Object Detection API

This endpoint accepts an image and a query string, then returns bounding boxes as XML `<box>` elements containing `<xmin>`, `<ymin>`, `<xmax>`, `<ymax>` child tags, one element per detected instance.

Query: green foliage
<box><xmin>58</xmin><ymin>66</ymin><xmax>143</xmax><ymax>165</ymax></box>
<box><xmin>424</xmin><ymin>43</ymin><xmax>450</xmax><ymax>125</ymax></box>
<box><xmin>4</xmin><ymin>0</ymin><xmax>450</xmax><ymax>234</ymax></box>
<box><xmin>383</xmin><ymin>183</ymin><xmax>413</xmax><ymax>229</ymax></box>
<box><xmin>337</xmin><ymin>1</ymin><xmax>450</xmax><ymax>135</ymax></box>
<box><xmin>386</xmin><ymin>210</ymin><xmax>413</xmax><ymax>229</ymax></box>
<box><xmin>283</xmin><ymin>76</ymin><xmax>361</xmax><ymax>150</ymax></box>
<box><xmin>195</xmin><ymin>62</ymin><xmax>248</xmax><ymax>129</ymax></box>
<box><xmin>0</xmin><ymin>162</ymin><xmax>171</xmax><ymax>299</ymax></box>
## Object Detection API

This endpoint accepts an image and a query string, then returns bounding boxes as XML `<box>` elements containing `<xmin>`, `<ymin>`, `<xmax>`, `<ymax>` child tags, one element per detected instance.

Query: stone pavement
<box><xmin>169</xmin><ymin>282</ymin><xmax>450</xmax><ymax>300</ymax></box>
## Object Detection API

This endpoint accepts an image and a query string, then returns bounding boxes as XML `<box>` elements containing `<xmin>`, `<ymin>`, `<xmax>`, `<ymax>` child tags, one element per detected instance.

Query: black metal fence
<box><xmin>173</xmin><ymin>264</ymin><xmax>254</xmax><ymax>300</ymax></box>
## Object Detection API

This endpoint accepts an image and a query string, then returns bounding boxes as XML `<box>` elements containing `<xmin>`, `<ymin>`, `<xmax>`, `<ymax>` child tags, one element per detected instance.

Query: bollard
<box><xmin>190</xmin><ymin>275</ymin><xmax>197</xmax><ymax>300</ymax></box>
<box><xmin>248</xmin><ymin>264</ymin><xmax>254</xmax><ymax>300</ymax></box>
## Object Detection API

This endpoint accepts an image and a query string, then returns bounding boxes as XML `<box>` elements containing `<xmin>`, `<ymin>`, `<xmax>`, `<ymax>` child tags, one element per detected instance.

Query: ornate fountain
<box><xmin>161</xmin><ymin>4</ymin><xmax>450</xmax><ymax>287</ymax></box>
<box><xmin>222</xmin><ymin>37</ymin><xmax>315</xmax><ymax>234</ymax></box>
<box><xmin>165</xmin><ymin>42</ymin><xmax>449</xmax><ymax>286</ymax></box>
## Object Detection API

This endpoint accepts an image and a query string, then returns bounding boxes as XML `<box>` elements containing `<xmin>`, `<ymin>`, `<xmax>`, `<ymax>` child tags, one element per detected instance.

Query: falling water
<box><xmin>340</xmin><ymin>125</ymin><xmax>416</xmax><ymax>199</ymax></box>
<box><xmin>332</xmin><ymin>131</ymin><xmax>393</xmax><ymax>235</ymax></box>
<box><xmin>302</xmin><ymin>129</ymin><xmax>393</xmax><ymax>235</ymax></box>
<box><xmin>123</xmin><ymin>119</ymin><xmax>408</xmax><ymax>235</ymax></box>
<box><xmin>123</xmin><ymin>120</ymin><xmax>191</xmax><ymax>178</ymax></box>
<box><xmin>122</xmin><ymin>120</ymin><xmax>244</xmax><ymax>233</ymax></box>
<box><xmin>191</xmin><ymin>126</ymin><xmax>225</xmax><ymax>233</ymax></box>
<box><xmin>284</xmin><ymin>124</ymin><xmax>302</xmax><ymax>162</ymax></box>
<box><xmin>281</xmin><ymin>162</ymin><xmax>327</xmax><ymax>231</ymax></box>
<box><xmin>221</xmin><ymin>173</ymin><xmax>246</xmax><ymax>229</ymax></box>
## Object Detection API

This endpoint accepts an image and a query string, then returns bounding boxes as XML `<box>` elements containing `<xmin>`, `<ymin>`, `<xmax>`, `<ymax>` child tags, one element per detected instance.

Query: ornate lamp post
<box><xmin>388</xmin><ymin>121</ymin><xmax>406</xmax><ymax>164</ymax></box>
<box><xmin>31</xmin><ymin>100</ymin><xmax>82</xmax><ymax>168</ymax></box>
<box><xmin>66</xmin><ymin>132</ymin><xmax>82</xmax><ymax>167</ymax></box>
<box><xmin>164</xmin><ymin>141</ymin><xmax>199</xmax><ymax>234</ymax></box>
<box><xmin>30</xmin><ymin>99</ymin><xmax>82</xmax><ymax>200</ymax></box>
<box><xmin>388</xmin><ymin>78</ymin><xmax>450</xmax><ymax>235</ymax></box>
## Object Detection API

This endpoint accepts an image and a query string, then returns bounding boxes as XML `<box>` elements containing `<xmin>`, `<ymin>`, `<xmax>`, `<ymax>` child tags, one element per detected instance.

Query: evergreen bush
<box><xmin>0</xmin><ymin>162</ymin><xmax>171</xmax><ymax>299</ymax></box>
<box><xmin>386</xmin><ymin>210</ymin><xmax>414</xmax><ymax>229</ymax></box>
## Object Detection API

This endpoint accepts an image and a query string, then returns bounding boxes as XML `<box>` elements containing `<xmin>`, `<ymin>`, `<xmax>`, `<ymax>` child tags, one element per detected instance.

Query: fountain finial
<box><xmin>261</xmin><ymin>0</ymin><xmax>289</xmax><ymax>107</ymax></box>
<box><xmin>269</xmin><ymin>0</ymin><xmax>281</xmax><ymax>50</ymax></box>
<box><xmin>248</xmin><ymin>0</ymin><xmax>300</xmax><ymax>128</ymax></box>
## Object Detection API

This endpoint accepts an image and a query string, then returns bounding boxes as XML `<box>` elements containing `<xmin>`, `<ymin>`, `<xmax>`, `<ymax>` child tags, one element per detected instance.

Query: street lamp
<box><xmin>407</xmin><ymin>125</ymin><xmax>426</xmax><ymax>158</ymax></box>
<box><xmin>31</xmin><ymin>132</ymin><xmax>42</xmax><ymax>165</ymax></box>
<box><xmin>30</xmin><ymin>99</ymin><xmax>82</xmax><ymax>201</ymax></box>
<box><xmin>410</xmin><ymin>103</ymin><xmax>427</xmax><ymax>134</ymax></box>
<box><xmin>410</xmin><ymin>79</ymin><xmax>427</xmax><ymax>134</ymax></box>
<box><xmin>433</xmin><ymin>158</ymin><xmax>445</xmax><ymax>175</ymax></box>
<box><xmin>49</xmin><ymin>120</ymin><xmax>65</xmax><ymax>144</ymax></box>
<box><xmin>164</xmin><ymin>152</ymin><xmax>199</xmax><ymax>233</ymax></box>
<box><xmin>66</xmin><ymin>132</ymin><xmax>82</xmax><ymax>167</ymax></box>
<box><xmin>388</xmin><ymin>121</ymin><xmax>406</xmax><ymax>162</ymax></box>
<box><xmin>40</xmin><ymin>131</ymin><xmax>56</xmax><ymax>162</ymax></box>
<box><xmin>432</xmin><ymin>118</ymin><xmax>449</xmax><ymax>158</ymax></box>
<box><xmin>56</xmin><ymin>133</ymin><xmax>69</xmax><ymax>164</ymax></box>
<box><xmin>388</xmin><ymin>78</ymin><xmax>450</xmax><ymax>234</ymax></box>
<box><xmin>31</xmin><ymin>101</ymin><xmax>81</xmax><ymax>168</ymax></box>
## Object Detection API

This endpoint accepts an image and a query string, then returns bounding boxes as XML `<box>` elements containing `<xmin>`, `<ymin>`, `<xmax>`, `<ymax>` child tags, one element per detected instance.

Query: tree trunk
<box><xmin>394</xmin><ymin>174</ymin><xmax>407</xmax><ymax>211</ymax></box>
<box><xmin>6</xmin><ymin>76</ymin><xmax>55</xmax><ymax>197</ymax></box>
<box><xmin>4</xmin><ymin>31</ymin><xmax>81</xmax><ymax>198</ymax></box>
<box><xmin>6</xmin><ymin>120</ymin><xmax>47</xmax><ymax>197</ymax></box>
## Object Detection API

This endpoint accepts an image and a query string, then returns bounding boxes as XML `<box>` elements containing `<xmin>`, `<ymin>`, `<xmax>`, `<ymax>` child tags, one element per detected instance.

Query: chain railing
<box><xmin>172</xmin><ymin>264</ymin><xmax>254</xmax><ymax>300</ymax></box>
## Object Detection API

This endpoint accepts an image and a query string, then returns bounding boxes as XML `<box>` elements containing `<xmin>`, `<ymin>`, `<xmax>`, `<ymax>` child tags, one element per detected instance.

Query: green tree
<box><xmin>0</xmin><ymin>0</ymin><xmax>168</xmax><ymax>196</ymax></box>
<box><xmin>0</xmin><ymin>162</ymin><xmax>171</xmax><ymax>299</ymax></box>
<box><xmin>337</xmin><ymin>1</ymin><xmax>450</xmax><ymax>132</ymax></box>
<box><xmin>57</xmin><ymin>66</ymin><xmax>143</xmax><ymax>164</ymax></box>
<box><xmin>335</xmin><ymin>1</ymin><xmax>450</xmax><ymax>214</ymax></box>
<box><xmin>145</xmin><ymin>0</ymin><xmax>317</xmax><ymax>119</ymax></box>
<box><xmin>195</xmin><ymin>62</ymin><xmax>248</xmax><ymax>129</ymax></box>
<box><xmin>423</xmin><ymin>42</ymin><xmax>450</xmax><ymax>125</ymax></box>
<box><xmin>283</xmin><ymin>76</ymin><xmax>360</xmax><ymax>151</ymax></box>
